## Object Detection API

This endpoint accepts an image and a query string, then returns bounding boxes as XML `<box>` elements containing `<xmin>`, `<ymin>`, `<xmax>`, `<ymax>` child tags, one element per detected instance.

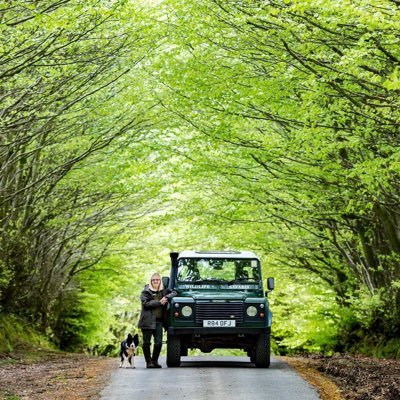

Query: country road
<box><xmin>100</xmin><ymin>355</ymin><xmax>320</xmax><ymax>400</ymax></box>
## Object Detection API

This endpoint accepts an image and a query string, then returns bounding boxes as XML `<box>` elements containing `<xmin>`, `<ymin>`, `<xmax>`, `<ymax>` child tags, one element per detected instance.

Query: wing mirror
<box><xmin>265</xmin><ymin>277</ymin><xmax>274</xmax><ymax>296</ymax></box>
<box><xmin>162</xmin><ymin>276</ymin><xmax>170</xmax><ymax>289</ymax></box>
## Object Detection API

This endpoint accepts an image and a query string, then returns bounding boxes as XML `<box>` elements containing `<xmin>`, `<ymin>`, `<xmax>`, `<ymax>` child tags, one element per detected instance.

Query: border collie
<box><xmin>119</xmin><ymin>333</ymin><xmax>139</xmax><ymax>368</ymax></box>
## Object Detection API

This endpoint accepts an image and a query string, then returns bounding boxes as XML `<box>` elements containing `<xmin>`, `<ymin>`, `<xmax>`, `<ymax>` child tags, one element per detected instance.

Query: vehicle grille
<box><xmin>195</xmin><ymin>301</ymin><xmax>244</xmax><ymax>323</ymax></box>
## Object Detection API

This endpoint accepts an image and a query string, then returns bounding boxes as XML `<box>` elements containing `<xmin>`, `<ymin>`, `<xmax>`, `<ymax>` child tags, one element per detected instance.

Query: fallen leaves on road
<box><xmin>286</xmin><ymin>354</ymin><xmax>400</xmax><ymax>400</ymax></box>
<box><xmin>282</xmin><ymin>356</ymin><xmax>342</xmax><ymax>400</ymax></box>
<box><xmin>0</xmin><ymin>351</ymin><xmax>116</xmax><ymax>400</ymax></box>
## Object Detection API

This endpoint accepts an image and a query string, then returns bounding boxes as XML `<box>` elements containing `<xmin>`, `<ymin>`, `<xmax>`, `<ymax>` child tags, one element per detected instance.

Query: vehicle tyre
<box><xmin>166</xmin><ymin>333</ymin><xmax>181</xmax><ymax>367</ymax></box>
<box><xmin>255</xmin><ymin>332</ymin><xmax>270</xmax><ymax>368</ymax></box>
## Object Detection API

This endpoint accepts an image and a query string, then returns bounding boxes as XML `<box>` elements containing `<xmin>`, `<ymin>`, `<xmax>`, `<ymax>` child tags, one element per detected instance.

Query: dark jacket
<box><xmin>138</xmin><ymin>285</ymin><xmax>176</xmax><ymax>330</ymax></box>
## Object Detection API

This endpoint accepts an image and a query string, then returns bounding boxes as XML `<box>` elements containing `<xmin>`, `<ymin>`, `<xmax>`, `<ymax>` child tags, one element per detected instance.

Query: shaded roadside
<box><xmin>0</xmin><ymin>351</ymin><xmax>115</xmax><ymax>400</ymax></box>
<box><xmin>284</xmin><ymin>354</ymin><xmax>400</xmax><ymax>400</ymax></box>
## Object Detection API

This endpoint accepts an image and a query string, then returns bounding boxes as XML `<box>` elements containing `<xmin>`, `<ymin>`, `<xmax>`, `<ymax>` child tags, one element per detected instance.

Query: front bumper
<box><xmin>167</xmin><ymin>326</ymin><xmax>271</xmax><ymax>335</ymax></box>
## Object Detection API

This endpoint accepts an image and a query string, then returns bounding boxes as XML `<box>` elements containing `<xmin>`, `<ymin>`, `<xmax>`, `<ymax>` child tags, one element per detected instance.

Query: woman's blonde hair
<box><xmin>149</xmin><ymin>272</ymin><xmax>164</xmax><ymax>291</ymax></box>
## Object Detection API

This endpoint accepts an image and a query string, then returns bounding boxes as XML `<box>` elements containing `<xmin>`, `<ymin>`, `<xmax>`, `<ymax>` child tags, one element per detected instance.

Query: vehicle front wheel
<box><xmin>166</xmin><ymin>333</ymin><xmax>181</xmax><ymax>367</ymax></box>
<box><xmin>254</xmin><ymin>332</ymin><xmax>270</xmax><ymax>368</ymax></box>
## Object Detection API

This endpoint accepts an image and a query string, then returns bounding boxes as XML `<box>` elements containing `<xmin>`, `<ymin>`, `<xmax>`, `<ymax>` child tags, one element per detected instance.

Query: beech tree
<box><xmin>2</xmin><ymin>0</ymin><xmax>399</xmax><ymax>354</ymax></box>
<box><xmin>151</xmin><ymin>0</ymin><xmax>400</xmax><ymax>345</ymax></box>
<box><xmin>0</xmin><ymin>0</ymin><xmax>164</xmax><ymax>337</ymax></box>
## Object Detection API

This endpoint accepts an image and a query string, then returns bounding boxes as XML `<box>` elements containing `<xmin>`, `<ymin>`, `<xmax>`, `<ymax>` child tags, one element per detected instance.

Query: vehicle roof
<box><xmin>178</xmin><ymin>250</ymin><xmax>260</xmax><ymax>260</ymax></box>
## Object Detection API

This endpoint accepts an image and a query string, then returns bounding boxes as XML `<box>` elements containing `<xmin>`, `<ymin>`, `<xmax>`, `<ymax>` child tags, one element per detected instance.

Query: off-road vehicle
<box><xmin>164</xmin><ymin>250</ymin><xmax>274</xmax><ymax>367</ymax></box>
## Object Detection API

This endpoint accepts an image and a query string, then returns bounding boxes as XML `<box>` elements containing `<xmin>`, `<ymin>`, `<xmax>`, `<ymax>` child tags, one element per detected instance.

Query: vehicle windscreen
<box><xmin>176</xmin><ymin>258</ymin><xmax>260</xmax><ymax>284</ymax></box>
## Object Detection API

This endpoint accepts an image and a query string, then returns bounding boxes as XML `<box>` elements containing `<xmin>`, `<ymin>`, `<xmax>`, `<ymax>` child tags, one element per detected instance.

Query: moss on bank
<box><xmin>0</xmin><ymin>314</ymin><xmax>54</xmax><ymax>356</ymax></box>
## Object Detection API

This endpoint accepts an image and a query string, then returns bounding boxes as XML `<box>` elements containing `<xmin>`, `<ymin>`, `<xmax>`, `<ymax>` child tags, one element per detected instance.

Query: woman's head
<box><xmin>149</xmin><ymin>272</ymin><xmax>164</xmax><ymax>291</ymax></box>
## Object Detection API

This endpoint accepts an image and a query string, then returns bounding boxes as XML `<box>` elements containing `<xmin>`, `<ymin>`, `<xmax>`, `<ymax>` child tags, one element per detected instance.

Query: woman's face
<box><xmin>151</xmin><ymin>275</ymin><xmax>161</xmax><ymax>288</ymax></box>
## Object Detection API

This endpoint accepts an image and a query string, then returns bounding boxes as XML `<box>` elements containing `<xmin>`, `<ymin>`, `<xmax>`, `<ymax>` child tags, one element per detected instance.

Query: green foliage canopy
<box><xmin>0</xmin><ymin>0</ymin><xmax>166</xmax><ymax>345</ymax></box>
<box><xmin>1</xmin><ymin>0</ymin><xmax>400</xmax><ymax>356</ymax></box>
<box><xmin>146</xmin><ymin>0</ymin><xmax>400</xmax><ymax>345</ymax></box>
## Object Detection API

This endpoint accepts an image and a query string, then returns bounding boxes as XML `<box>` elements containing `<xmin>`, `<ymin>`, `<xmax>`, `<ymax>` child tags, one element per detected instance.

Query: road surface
<box><xmin>100</xmin><ymin>355</ymin><xmax>320</xmax><ymax>399</ymax></box>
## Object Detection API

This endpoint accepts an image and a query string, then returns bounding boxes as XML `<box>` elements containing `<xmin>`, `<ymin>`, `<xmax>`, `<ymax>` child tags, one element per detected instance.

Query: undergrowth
<box><xmin>0</xmin><ymin>314</ymin><xmax>54</xmax><ymax>356</ymax></box>
<box><xmin>348</xmin><ymin>336</ymin><xmax>400</xmax><ymax>359</ymax></box>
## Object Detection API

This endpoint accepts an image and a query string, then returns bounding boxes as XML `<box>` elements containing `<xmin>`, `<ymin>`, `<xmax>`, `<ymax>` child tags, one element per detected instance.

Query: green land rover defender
<box><xmin>165</xmin><ymin>250</ymin><xmax>274</xmax><ymax>368</ymax></box>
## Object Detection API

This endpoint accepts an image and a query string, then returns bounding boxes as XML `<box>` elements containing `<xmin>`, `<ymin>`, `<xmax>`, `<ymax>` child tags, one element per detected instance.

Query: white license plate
<box><xmin>203</xmin><ymin>320</ymin><xmax>236</xmax><ymax>327</ymax></box>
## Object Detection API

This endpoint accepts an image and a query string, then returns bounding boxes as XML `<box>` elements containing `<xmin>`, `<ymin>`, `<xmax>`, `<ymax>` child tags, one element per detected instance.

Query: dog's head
<box><xmin>125</xmin><ymin>333</ymin><xmax>139</xmax><ymax>351</ymax></box>
<box><xmin>127</xmin><ymin>342</ymin><xmax>136</xmax><ymax>356</ymax></box>
<box><xmin>126</xmin><ymin>333</ymin><xmax>139</xmax><ymax>346</ymax></box>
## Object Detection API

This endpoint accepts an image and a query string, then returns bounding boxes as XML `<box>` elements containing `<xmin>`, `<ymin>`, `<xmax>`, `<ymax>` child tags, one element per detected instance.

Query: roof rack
<box><xmin>177</xmin><ymin>250</ymin><xmax>260</xmax><ymax>260</ymax></box>
<box><xmin>194</xmin><ymin>250</ymin><xmax>241</xmax><ymax>254</ymax></box>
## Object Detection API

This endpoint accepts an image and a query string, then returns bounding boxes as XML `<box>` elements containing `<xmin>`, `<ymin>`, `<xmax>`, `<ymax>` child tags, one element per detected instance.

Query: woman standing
<box><xmin>138</xmin><ymin>272</ymin><xmax>176</xmax><ymax>368</ymax></box>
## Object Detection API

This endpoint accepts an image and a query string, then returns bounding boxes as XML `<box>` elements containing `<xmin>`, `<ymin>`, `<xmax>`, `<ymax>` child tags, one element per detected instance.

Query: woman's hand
<box><xmin>160</xmin><ymin>296</ymin><xmax>168</xmax><ymax>305</ymax></box>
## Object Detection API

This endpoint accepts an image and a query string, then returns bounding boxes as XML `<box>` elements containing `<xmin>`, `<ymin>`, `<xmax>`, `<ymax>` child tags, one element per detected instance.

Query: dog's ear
<box><xmin>125</xmin><ymin>333</ymin><xmax>132</xmax><ymax>346</ymax></box>
<box><xmin>133</xmin><ymin>333</ymin><xmax>139</xmax><ymax>347</ymax></box>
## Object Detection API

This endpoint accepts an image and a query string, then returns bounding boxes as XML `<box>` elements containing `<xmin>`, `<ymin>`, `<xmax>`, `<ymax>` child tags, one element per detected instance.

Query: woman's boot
<box><xmin>152</xmin><ymin>345</ymin><xmax>162</xmax><ymax>368</ymax></box>
<box><xmin>143</xmin><ymin>344</ymin><xmax>156</xmax><ymax>368</ymax></box>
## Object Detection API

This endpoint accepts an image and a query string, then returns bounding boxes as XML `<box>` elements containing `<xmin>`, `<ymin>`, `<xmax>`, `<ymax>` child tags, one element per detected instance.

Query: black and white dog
<box><xmin>119</xmin><ymin>333</ymin><xmax>139</xmax><ymax>368</ymax></box>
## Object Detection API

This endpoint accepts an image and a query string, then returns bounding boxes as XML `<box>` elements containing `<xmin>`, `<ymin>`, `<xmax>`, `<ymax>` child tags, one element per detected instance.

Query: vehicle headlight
<box><xmin>181</xmin><ymin>305</ymin><xmax>193</xmax><ymax>317</ymax></box>
<box><xmin>246</xmin><ymin>305</ymin><xmax>257</xmax><ymax>317</ymax></box>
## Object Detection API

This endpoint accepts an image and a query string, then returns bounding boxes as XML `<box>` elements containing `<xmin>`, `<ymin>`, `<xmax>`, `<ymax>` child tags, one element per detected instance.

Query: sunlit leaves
<box><xmin>0</xmin><ymin>0</ymin><xmax>166</xmax><ymax>347</ymax></box>
<box><xmin>144</xmin><ymin>0</ymin><xmax>400</xmax><ymax>350</ymax></box>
